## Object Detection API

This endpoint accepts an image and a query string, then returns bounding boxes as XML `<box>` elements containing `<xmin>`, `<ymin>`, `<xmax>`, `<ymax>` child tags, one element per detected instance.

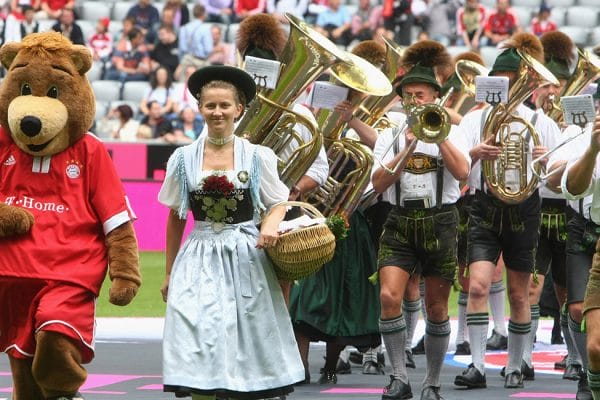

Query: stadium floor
<box><xmin>0</xmin><ymin>319</ymin><xmax>579</xmax><ymax>399</ymax></box>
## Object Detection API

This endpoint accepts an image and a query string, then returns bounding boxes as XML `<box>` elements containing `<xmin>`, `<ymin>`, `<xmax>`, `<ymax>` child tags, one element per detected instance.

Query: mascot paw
<box><xmin>0</xmin><ymin>204</ymin><xmax>34</xmax><ymax>237</ymax></box>
<box><xmin>109</xmin><ymin>278</ymin><xmax>138</xmax><ymax>306</ymax></box>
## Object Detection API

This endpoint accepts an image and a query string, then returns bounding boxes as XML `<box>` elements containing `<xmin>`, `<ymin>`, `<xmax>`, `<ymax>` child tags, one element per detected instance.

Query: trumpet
<box><xmin>378</xmin><ymin>88</ymin><xmax>453</xmax><ymax>175</ymax></box>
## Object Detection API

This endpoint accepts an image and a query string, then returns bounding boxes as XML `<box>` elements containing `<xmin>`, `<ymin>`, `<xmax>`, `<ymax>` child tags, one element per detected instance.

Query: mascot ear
<box><xmin>70</xmin><ymin>45</ymin><xmax>92</xmax><ymax>75</ymax></box>
<box><xmin>0</xmin><ymin>42</ymin><xmax>22</xmax><ymax>70</ymax></box>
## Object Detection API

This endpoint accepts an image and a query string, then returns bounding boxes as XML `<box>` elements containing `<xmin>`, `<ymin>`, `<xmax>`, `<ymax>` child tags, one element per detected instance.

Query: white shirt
<box><xmin>460</xmin><ymin>104</ymin><xmax>562</xmax><ymax>195</ymax></box>
<box><xmin>372</xmin><ymin>114</ymin><xmax>471</xmax><ymax>207</ymax></box>
<box><xmin>555</xmin><ymin>123</ymin><xmax>597</xmax><ymax>221</ymax></box>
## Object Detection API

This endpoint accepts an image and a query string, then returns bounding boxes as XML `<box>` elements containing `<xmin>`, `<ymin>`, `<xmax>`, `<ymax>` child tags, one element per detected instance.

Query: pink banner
<box><xmin>124</xmin><ymin>181</ymin><xmax>193</xmax><ymax>251</ymax></box>
<box><xmin>103</xmin><ymin>142</ymin><xmax>147</xmax><ymax>180</ymax></box>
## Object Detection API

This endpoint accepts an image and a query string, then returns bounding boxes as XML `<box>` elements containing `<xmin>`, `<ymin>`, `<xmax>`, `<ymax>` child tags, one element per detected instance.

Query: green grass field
<box><xmin>96</xmin><ymin>252</ymin><xmax>464</xmax><ymax>318</ymax></box>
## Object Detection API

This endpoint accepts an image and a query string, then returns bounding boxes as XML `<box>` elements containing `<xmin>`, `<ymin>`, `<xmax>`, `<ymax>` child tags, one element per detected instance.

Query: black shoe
<box><xmin>577</xmin><ymin>372</ymin><xmax>593</xmax><ymax>400</ymax></box>
<box><xmin>521</xmin><ymin>361</ymin><xmax>535</xmax><ymax>381</ymax></box>
<box><xmin>412</xmin><ymin>336</ymin><xmax>425</xmax><ymax>355</ymax></box>
<box><xmin>349</xmin><ymin>350</ymin><xmax>363</xmax><ymax>365</ymax></box>
<box><xmin>565</xmin><ymin>364</ymin><xmax>583</xmax><ymax>381</ymax></box>
<box><xmin>363</xmin><ymin>360</ymin><xmax>385</xmax><ymax>375</ymax></box>
<box><xmin>555</xmin><ymin>354</ymin><xmax>567</xmax><ymax>370</ymax></box>
<box><xmin>486</xmin><ymin>329</ymin><xmax>508</xmax><ymax>350</ymax></box>
<box><xmin>420</xmin><ymin>386</ymin><xmax>443</xmax><ymax>400</ymax></box>
<box><xmin>504</xmin><ymin>370</ymin><xmax>524</xmax><ymax>388</ymax></box>
<box><xmin>454</xmin><ymin>363</ymin><xmax>487</xmax><ymax>389</ymax></box>
<box><xmin>336</xmin><ymin>358</ymin><xmax>352</xmax><ymax>374</ymax></box>
<box><xmin>382</xmin><ymin>375</ymin><xmax>413</xmax><ymax>400</ymax></box>
<box><xmin>455</xmin><ymin>341</ymin><xmax>471</xmax><ymax>356</ymax></box>
<box><xmin>318</xmin><ymin>369</ymin><xmax>337</xmax><ymax>384</ymax></box>
<box><xmin>405</xmin><ymin>349</ymin><xmax>416</xmax><ymax>369</ymax></box>
<box><xmin>47</xmin><ymin>394</ymin><xmax>85</xmax><ymax>400</ymax></box>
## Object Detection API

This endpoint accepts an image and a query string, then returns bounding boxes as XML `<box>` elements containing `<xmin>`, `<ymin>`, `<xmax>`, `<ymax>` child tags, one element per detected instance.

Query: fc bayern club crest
<box><xmin>65</xmin><ymin>159</ymin><xmax>82</xmax><ymax>179</ymax></box>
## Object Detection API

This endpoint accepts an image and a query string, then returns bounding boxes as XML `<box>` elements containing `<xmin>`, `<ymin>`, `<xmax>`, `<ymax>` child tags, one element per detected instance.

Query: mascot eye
<box><xmin>21</xmin><ymin>84</ymin><xmax>32</xmax><ymax>96</ymax></box>
<box><xmin>47</xmin><ymin>86</ymin><xmax>59</xmax><ymax>98</ymax></box>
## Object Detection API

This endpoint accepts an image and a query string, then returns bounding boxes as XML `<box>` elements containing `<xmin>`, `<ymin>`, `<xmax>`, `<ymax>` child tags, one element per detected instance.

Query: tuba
<box><xmin>354</xmin><ymin>36</ymin><xmax>405</xmax><ymax>131</ymax></box>
<box><xmin>315</xmin><ymin>51</ymin><xmax>393</xmax><ymax>146</ymax></box>
<box><xmin>234</xmin><ymin>13</ymin><xmax>352</xmax><ymax>187</ymax></box>
<box><xmin>452</xmin><ymin>59</ymin><xmax>490</xmax><ymax>116</ymax></box>
<box><xmin>482</xmin><ymin>49</ymin><xmax>559</xmax><ymax>204</ymax></box>
<box><xmin>304</xmin><ymin>52</ymin><xmax>391</xmax><ymax>219</ymax></box>
<box><xmin>546</xmin><ymin>48</ymin><xmax>600</xmax><ymax>124</ymax></box>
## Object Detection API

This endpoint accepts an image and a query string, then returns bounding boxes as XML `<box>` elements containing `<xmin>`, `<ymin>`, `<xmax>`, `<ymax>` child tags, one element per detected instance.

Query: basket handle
<box><xmin>268</xmin><ymin>201</ymin><xmax>325</xmax><ymax>219</ymax></box>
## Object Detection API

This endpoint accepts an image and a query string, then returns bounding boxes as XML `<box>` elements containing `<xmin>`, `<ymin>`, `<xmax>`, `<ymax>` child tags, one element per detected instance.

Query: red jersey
<box><xmin>485</xmin><ymin>10</ymin><xmax>518</xmax><ymax>35</ymax></box>
<box><xmin>0</xmin><ymin>129</ymin><xmax>135</xmax><ymax>295</ymax></box>
<box><xmin>531</xmin><ymin>18</ymin><xmax>556</xmax><ymax>37</ymax></box>
<box><xmin>89</xmin><ymin>32</ymin><xmax>114</xmax><ymax>59</ymax></box>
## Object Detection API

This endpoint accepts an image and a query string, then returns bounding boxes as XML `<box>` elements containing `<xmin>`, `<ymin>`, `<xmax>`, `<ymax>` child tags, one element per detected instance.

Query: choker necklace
<box><xmin>207</xmin><ymin>135</ymin><xmax>234</xmax><ymax>146</ymax></box>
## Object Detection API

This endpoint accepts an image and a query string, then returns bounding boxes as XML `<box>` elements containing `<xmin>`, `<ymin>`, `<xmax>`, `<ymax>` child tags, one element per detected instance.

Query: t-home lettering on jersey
<box><xmin>4</xmin><ymin>195</ymin><xmax>68</xmax><ymax>213</ymax></box>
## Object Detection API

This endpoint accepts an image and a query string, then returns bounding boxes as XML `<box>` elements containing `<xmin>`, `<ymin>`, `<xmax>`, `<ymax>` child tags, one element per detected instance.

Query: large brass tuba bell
<box><xmin>545</xmin><ymin>48</ymin><xmax>600</xmax><ymax>124</ymax></box>
<box><xmin>452</xmin><ymin>59</ymin><xmax>490</xmax><ymax>115</ymax></box>
<box><xmin>233</xmin><ymin>13</ymin><xmax>352</xmax><ymax>187</ymax></box>
<box><xmin>354</xmin><ymin>36</ymin><xmax>405</xmax><ymax>131</ymax></box>
<box><xmin>482</xmin><ymin>49</ymin><xmax>559</xmax><ymax>204</ymax></box>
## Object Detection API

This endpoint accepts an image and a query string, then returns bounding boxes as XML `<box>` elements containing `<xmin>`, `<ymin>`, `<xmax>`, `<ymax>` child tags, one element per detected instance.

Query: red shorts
<box><xmin>0</xmin><ymin>277</ymin><xmax>96</xmax><ymax>363</ymax></box>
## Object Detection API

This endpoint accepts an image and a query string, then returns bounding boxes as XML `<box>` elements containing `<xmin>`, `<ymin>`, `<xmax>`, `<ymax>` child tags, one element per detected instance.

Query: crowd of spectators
<box><xmin>0</xmin><ymin>0</ymin><xmax>597</xmax><ymax>143</ymax></box>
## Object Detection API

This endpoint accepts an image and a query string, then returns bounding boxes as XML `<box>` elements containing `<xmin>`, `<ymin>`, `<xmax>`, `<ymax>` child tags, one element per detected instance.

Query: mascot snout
<box><xmin>20</xmin><ymin>116</ymin><xmax>42</xmax><ymax>137</ymax></box>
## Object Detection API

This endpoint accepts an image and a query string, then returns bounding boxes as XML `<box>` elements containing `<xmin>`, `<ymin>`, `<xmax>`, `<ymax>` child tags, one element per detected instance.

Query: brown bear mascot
<box><xmin>0</xmin><ymin>32</ymin><xmax>141</xmax><ymax>399</ymax></box>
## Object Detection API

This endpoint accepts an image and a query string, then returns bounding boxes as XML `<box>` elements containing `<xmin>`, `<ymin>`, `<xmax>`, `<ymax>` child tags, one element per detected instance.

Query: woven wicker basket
<box><xmin>266</xmin><ymin>201</ymin><xmax>336</xmax><ymax>281</ymax></box>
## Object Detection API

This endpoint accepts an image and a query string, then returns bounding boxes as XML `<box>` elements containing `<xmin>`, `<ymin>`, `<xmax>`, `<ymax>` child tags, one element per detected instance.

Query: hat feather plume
<box><xmin>500</xmin><ymin>32</ymin><xmax>544</xmax><ymax>62</ymax></box>
<box><xmin>236</xmin><ymin>14</ymin><xmax>287</xmax><ymax>58</ymax></box>
<box><xmin>540</xmin><ymin>31</ymin><xmax>575</xmax><ymax>63</ymax></box>
<box><xmin>401</xmin><ymin>40</ymin><xmax>451</xmax><ymax>70</ymax></box>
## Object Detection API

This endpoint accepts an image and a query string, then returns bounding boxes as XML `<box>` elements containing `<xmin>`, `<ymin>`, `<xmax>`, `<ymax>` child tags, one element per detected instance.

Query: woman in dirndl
<box><xmin>158</xmin><ymin>65</ymin><xmax>305</xmax><ymax>400</ymax></box>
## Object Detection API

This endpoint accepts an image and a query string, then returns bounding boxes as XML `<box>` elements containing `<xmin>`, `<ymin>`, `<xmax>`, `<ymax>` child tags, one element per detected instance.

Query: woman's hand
<box><xmin>160</xmin><ymin>276</ymin><xmax>170</xmax><ymax>302</ymax></box>
<box><xmin>256</xmin><ymin>225</ymin><xmax>279</xmax><ymax>249</ymax></box>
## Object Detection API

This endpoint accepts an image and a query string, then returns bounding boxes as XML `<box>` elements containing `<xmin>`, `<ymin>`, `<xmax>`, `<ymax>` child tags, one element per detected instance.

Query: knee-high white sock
<box><xmin>561</xmin><ymin>307</ymin><xmax>582</xmax><ymax>366</ymax></box>
<box><xmin>423</xmin><ymin>319</ymin><xmax>451</xmax><ymax>388</ymax></box>
<box><xmin>507</xmin><ymin>320</ymin><xmax>531</xmax><ymax>374</ymax></box>
<box><xmin>489</xmin><ymin>280</ymin><xmax>507</xmax><ymax>336</ymax></box>
<box><xmin>467</xmin><ymin>312</ymin><xmax>489</xmax><ymax>374</ymax></box>
<box><xmin>569</xmin><ymin>314</ymin><xmax>589</xmax><ymax>368</ymax></box>
<box><xmin>403</xmin><ymin>299</ymin><xmax>421</xmax><ymax>351</ymax></box>
<box><xmin>380</xmin><ymin>315</ymin><xmax>409</xmax><ymax>383</ymax></box>
<box><xmin>522</xmin><ymin>304</ymin><xmax>540</xmax><ymax>368</ymax></box>
<box><xmin>456</xmin><ymin>291</ymin><xmax>469</xmax><ymax>345</ymax></box>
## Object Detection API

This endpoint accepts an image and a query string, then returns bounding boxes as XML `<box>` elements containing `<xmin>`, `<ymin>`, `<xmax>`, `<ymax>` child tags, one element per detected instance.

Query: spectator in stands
<box><xmin>105</xmin><ymin>27</ymin><xmax>151</xmax><ymax>89</ymax></box>
<box><xmin>483</xmin><ymin>0</ymin><xmax>520</xmax><ymax>47</ymax></box>
<box><xmin>4</xmin><ymin>4</ymin><xmax>38</xmax><ymax>43</ymax></box>
<box><xmin>350</xmin><ymin>0</ymin><xmax>384</xmax><ymax>42</ymax></box>
<box><xmin>456</xmin><ymin>0</ymin><xmax>487</xmax><ymax>50</ymax></box>
<box><xmin>52</xmin><ymin>7</ymin><xmax>85</xmax><ymax>45</ymax></box>
<box><xmin>172</xmin><ymin>65</ymin><xmax>200</xmax><ymax>116</ymax></box>
<box><xmin>305</xmin><ymin>0</ymin><xmax>328</xmax><ymax>25</ymax></box>
<box><xmin>10</xmin><ymin>0</ymin><xmax>40</xmax><ymax>17</ymax></box>
<box><xmin>137</xmin><ymin>100</ymin><xmax>173</xmax><ymax>139</ymax></box>
<box><xmin>139</xmin><ymin>66</ymin><xmax>176</xmax><ymax>120</ymax></box>
<box><xmin>413</xmin><ymin>0</ymin><xmax>454</xmax><ymax>46</ymax></box>
<box><xmin>126</xmin><ymin>0</ymin><xmax>160</xmax><ymax>45</ymax></box>
<box><xmin>266</xmin><ymin>0</ymin><xmax>309</xmax><ymax>24</ymax></box>
<box><xmin>36</xmin><ymin>0</ymin><xmax>72</xmax><ymax>20</ymax></box>
<box><xmin>314</xmin><ymin>0</ymin><xmax>352</xmax><ymax>47</ymax></box>
<box><xmin>97</xmin><ymin>104</ymin><xmax>141</xmax><ymax>141</ymax></box>
<box><xmin>371</xmin><ymin>25</ymin><xmax>394</xmax><ymax>46</ymax></box>
<box><xmin>175</xmin><ymin>4</ymin><xmax>213</xmax><ymax>80</ymax></box>
<box><xmin>200</xmin><ymin>0</ymin><xmax>233</xmax><ymax>25</ymax></box>
<box><xmin>168</xmin><ymin>106</ymin><xmax>203</xmax><ymax>142</ymax></box>
<box><xmin>234</xmin><ymin>0</ymin><xmax>266</xmax><ymax>22</ymax></box>
<box><xmin>530</xmin><ymin>3</ymin><xmax>556</xmax><ymax>37</ymax></box>
<box><xmin>207</xmin><ymin>23</ymin><xmax>235</xmax><ymax>65</ymax></box>
<box><xmin>163</xmin><ymin>0</ymin><xmax>189</xmax><ymax>31</ymax></box>
<box><xmin>382</xmin><ymin>0</ymin><xmax>413</xmax><ymax>45</ymax></box>
<box><xmin>114</xmin><ymin>16</ymin><xmax>136</xmax><ymax>51</ymax></box>
<box><xmin>89</xmin><ymin>17</ymin><xmax>114</xmax><ymax>65</ymax></box>
<box><xmin>150</xmin><ymin>24</ymin><xmax>179</xmax><ymax>74</ymax></box>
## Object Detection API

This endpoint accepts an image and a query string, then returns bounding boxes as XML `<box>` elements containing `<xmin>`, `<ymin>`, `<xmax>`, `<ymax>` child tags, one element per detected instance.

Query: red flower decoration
<box><xmin>203</xmin><ymin>174</ymin><xmax>235</xmax><ymax>197</ymax></box>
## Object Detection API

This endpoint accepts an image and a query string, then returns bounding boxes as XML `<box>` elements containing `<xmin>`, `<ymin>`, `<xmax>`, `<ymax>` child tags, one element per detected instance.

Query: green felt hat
<box><xmin>489</xmin><ymin>48</ymin><xmax>521</xmax><ymax>76</ymax></box>
<box><xmin>545</xmin><ymin>57</ymin><xmax>571</xmax><ymax>80</ymax></box>
<box><xmin>396</xmin><ymin>63</ymin><xmax>441</xmax><ymax>96</ymax></box>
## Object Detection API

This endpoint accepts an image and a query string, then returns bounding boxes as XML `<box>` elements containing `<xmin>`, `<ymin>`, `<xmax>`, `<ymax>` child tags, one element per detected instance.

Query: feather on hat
<box><xmin>236</xmin><ymin>14</ymin><xmax>287</xmax><ymax>61</ymax></box>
